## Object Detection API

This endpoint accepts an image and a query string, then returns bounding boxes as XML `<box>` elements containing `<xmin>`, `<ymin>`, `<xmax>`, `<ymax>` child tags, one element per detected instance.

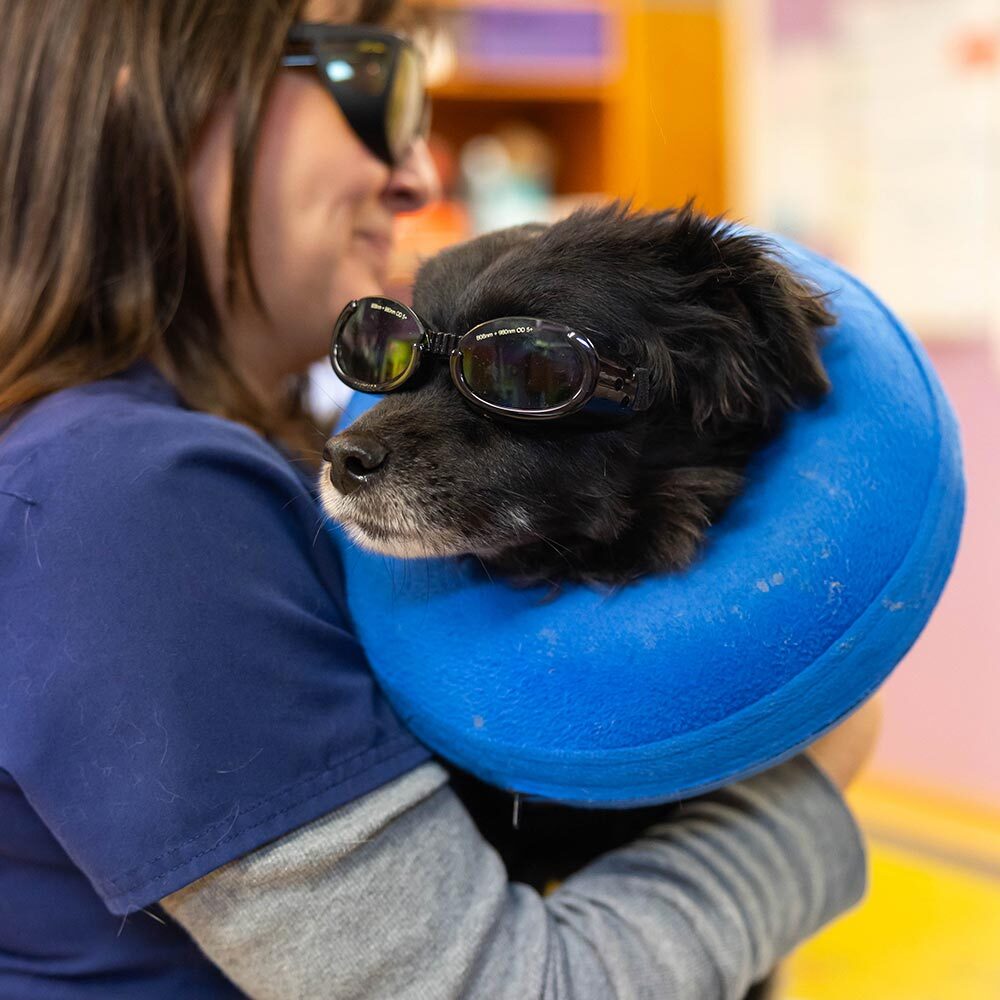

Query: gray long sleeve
<box><xmin>161</xmin><ymin>755</ymin><xmax>866</xmax><ymax>1000</ymax></box>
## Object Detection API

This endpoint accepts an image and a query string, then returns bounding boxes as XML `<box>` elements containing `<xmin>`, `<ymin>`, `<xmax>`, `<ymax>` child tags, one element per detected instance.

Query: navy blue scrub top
<box><xmin>0</xmin><ymin>361</ymin><xmax>430</xmax><ymax>997</ymax></box>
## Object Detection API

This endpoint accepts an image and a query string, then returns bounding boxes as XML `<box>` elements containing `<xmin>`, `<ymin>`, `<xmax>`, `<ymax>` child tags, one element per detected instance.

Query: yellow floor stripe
<box><xmin>786</xmin><ymin>775</ymin><xmax>1000</xmax><ymax>1000</ymax></box>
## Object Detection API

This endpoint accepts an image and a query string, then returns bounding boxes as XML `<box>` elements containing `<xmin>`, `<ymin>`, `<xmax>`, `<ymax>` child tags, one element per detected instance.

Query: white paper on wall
<box><xmin>744</xmin><ymin>0</ymin><xmax>1000</xmax><ymax>341</ymax></box>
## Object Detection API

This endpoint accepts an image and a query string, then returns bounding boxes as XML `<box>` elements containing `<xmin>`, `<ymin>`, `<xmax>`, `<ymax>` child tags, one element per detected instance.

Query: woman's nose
<box><xmin>381</xmin><ymin>138</ymin><xmax>442</xmax><ymax>214</ymax></box>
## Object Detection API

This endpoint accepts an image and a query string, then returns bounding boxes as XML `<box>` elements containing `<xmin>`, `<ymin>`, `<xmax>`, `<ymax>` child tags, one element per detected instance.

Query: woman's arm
<box><xmin>162</xmin><ymin>751</ymin><xmax>866</xmax><ymax>1000</ymax></box>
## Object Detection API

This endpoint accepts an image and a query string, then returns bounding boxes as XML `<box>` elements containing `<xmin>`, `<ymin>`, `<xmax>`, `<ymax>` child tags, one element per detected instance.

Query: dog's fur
<box><xmin>320</xmin><ymin>202</ymin><xmax>834</xmax><ymax>587</ymax></box>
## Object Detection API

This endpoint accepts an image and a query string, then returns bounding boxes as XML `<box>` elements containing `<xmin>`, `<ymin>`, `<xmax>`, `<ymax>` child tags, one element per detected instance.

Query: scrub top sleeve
<box><xmin>2</xmin><ymin>410</ymin><xmax>429</xmax><ymax>917</ymax></box>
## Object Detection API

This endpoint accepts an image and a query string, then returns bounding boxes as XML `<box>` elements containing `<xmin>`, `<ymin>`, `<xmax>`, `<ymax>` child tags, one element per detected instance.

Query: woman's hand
<box><xmin>805</xmin><ymin>693</ymin><xmax>883</xmax><ymax>790</ymax></box>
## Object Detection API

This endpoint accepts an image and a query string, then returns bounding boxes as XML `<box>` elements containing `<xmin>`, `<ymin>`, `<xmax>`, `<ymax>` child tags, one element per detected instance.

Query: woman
<box><xmin>0</xmin><ymin>0</ymin><xmax>878</xmax><ymax>996</ymax></box>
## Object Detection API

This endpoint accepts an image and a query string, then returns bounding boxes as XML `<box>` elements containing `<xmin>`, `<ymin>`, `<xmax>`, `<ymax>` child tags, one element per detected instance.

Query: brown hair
<box><xmin>0</xmin><ymin>0</ymin><xmax>400</xmax><ymax>454</ymax></box>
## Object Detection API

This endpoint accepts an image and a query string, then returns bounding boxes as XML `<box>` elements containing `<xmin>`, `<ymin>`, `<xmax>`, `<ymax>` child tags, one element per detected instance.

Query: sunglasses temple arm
<box><xmin>280</xmin><ymin>54</ymin><xmax>318</xmax><ymax>68</ymax></box>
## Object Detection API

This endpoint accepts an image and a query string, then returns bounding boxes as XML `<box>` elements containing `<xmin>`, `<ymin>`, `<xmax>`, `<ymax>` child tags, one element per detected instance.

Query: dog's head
<box><xmin>320</xmin><ymin>203</ymin><xmax>834</xmax><ymax>585</ymax></box>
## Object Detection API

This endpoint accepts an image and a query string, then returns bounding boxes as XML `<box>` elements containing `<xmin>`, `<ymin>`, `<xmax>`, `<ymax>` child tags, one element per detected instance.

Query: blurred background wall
<box><xmin>314</xmin><ymin>5</ymin><xmax>1000</xmax><ymax>993</ymax></box>
<box><xmin>725</xmin><ymin>0</ymin><xmax>1000</xmax><ymax>799</ymax></box>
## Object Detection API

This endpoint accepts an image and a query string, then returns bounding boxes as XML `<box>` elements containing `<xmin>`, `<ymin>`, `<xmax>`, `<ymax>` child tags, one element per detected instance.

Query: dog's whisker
<box><xmin>475</xmin><ymin>556</ymin><xmax>495</xmax><ymax>583</ymax></box>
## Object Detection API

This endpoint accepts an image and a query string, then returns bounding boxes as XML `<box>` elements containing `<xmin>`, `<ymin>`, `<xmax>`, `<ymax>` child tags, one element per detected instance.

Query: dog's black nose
<box><xmin>324</xmin><ymin>434</ymin><xmax>389</xmax><ymax>495</ymax></box>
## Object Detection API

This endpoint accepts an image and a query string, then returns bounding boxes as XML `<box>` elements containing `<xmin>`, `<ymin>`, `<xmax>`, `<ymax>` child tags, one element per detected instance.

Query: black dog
<box><xmin>321</xmin><ymin>203</ymin><xmax>834</xmax><ymax>999</ymax></box>
<box><xmin>320</xmin><ymin>202</ymin><xmax>833</xmax><ymax>587</ymax></box>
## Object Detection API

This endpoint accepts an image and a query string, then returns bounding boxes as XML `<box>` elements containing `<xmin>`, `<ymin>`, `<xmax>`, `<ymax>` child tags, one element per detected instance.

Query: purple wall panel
<box><xmin>458</xmin><ymin>8</ymin><xmax>606</xmax><ymax>74</ymax></box>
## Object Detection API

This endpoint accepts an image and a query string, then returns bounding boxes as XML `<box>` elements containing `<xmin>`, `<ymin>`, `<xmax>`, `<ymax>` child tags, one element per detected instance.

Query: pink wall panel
<box><xmin>873</xmin><ymin>341</ymin><xmax>1000</xmax><ymax>806</ymax></box>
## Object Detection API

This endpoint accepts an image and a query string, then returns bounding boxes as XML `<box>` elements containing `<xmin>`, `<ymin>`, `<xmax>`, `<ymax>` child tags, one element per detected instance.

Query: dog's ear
<box><xmin>648</xmin><ymin>205</ymin><xmax>834</xmax><ymax>432</ymax></box>
<box><xmin>412</xmin><ymin>223</ymin><xmax>548</xmax><ymax>329</ymax></box>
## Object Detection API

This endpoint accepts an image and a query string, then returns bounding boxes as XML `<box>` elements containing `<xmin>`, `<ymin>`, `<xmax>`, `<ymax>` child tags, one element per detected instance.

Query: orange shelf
<box><xmin>416</xmin><ymin>0</ymin><xmax>614</xmax><ymax>10</ymax></box>
<box><xmin>431</xmin><ymin>77</ymin><xmax>611</xmax><ymax>103</ymax></box>
<box><xmin>420</xmin><ymin>3</ymin><xmax>727</xmax><ymax>212</ymax></box>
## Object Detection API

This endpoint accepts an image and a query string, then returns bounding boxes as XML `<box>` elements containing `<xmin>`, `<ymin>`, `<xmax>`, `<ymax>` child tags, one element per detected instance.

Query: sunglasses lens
<box><xmin>312</xmin><ymin>38</ymin><xmax>425</xmax><ymax>164</ymax></box>
<box><xmin>334</xmin><ymin>298</ymin><xmax>423</xmax><ymax>389</ymax></box>
<box><xmin>387</xmin><ymin>46</ymin><xmax>426</xmax><ymax>161</ymax></box>
<box><xmin>460</xmin><ymin>320</ymin><xmax>586</xmax><ymax>412</ymax></box>
<box><xmin>316</xmin><ymin>40</ymin><xmax>390</xmax><ymax>95</ymax></box>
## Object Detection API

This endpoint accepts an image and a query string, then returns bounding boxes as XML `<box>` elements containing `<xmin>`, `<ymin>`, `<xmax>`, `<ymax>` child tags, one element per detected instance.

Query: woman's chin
<box><xmin>330</xmin><ymin>275</ymin><xmax>386</xmax><ymax>322</ymax></box>
<box><xmin>350</xmin><ymin>234</ymin><xmax>392</xmax><ymax>289</ymax></box>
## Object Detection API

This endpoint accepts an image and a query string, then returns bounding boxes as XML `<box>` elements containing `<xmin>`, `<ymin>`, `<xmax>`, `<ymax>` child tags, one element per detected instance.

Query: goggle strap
<box><xmin>631</xmin><ymin>368</ymin><xmax>651</xmax><ymax>411</ymax></box>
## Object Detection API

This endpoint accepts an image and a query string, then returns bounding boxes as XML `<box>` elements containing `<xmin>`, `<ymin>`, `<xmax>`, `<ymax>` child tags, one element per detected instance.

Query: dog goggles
<box><xmin>282</xmin><ymin>23</ymin><xmax>430</xmax><ymax>166</ymax></box>
<box><xmin>330</xmin><ymin>296</ymin><xmax>651</xmax><ymax>420</ymax></box>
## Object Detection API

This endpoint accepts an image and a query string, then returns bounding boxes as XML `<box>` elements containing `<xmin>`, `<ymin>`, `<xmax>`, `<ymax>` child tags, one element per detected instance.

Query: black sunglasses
<box><xmin>330</xmin><ymin>296</ymin><xmax>651</xmax><ymax>421</ymax></box>
<box><xmin>282</xmin><ymin>23</ymin><xmax>430</xmax><ymax>166</ymax></box>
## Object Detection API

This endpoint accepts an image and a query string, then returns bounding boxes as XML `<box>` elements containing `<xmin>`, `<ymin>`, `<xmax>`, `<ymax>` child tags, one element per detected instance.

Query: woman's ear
<box><xmin>650</xmin><ymin>206</ymin><xmax>835</xmax><ymax>432</ymax></box>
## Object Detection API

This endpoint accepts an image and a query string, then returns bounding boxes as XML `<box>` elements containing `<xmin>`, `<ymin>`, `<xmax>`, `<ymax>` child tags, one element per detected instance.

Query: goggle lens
<box><xmin>460</xmin><ymin>320</ymin><xmax>585</xmax><ymax>411</ymax></box>
<box><xmin>331</xmin><ymin>297</ymin><xmax>647</xmax><ymax>420</ymax></box>
<box><xmin>335</xmin><ymin>298</ymin><xmax>423</xmax><ymax>388</ymax></box>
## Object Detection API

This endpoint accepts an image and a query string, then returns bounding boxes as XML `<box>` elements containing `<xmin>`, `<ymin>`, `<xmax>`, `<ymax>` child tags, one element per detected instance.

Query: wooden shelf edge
<box><xmin>431</xmin><ymin>76</ymin><xmax>613</xmax><ymax>102</ymax></box>
<box><xmin>416</xmin><ymin>0</ymin><xmax>617</xmax><ymax>11</ymax></box>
